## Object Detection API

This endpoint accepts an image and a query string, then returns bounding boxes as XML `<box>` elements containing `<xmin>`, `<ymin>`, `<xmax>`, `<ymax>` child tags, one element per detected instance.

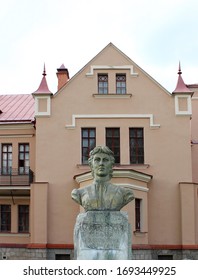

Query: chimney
<box><xmin>56</xmin><ymin>64</ymin><xmax>69</xmax><ymax>90</ymax></box>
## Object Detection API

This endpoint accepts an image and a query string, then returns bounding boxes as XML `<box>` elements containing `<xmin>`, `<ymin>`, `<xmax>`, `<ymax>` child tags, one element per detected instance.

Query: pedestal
<box><xmin>74</xmin><ymin>211</ymin><xmax>132</xmax><ymax>260</ymax></box>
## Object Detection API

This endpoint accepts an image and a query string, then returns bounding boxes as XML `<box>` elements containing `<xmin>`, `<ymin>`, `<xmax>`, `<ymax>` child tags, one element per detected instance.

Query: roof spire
<box><xmin>172</xmin><ymin>62</ymin><xmax>192</xmax><ymax>94</ymax></box>
<box><xmin>32</xmin><ymin>64</ymin><xmax>52</xmax><ymax>95</ymax></box>
<box><xmin>178</xmin><ymin>61</ymin><xmax>182</xmax><ymax>75</ymax></box>
<box><xmin>43</xmin><ymin>63</ymin><xmax>46</xmax><ymax>76</ymax></box>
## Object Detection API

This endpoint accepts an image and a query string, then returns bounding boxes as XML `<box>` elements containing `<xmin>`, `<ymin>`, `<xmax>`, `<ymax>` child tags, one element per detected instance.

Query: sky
<box><xmin>0</xmin><ymin>0</ymin><xmax>198</xmax><ymax>94</ymax></box>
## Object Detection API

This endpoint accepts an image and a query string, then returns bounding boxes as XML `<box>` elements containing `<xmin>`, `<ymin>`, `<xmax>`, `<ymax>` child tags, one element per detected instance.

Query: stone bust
<box><xmin>71</xmin><ymin>146</ymin><xmax>134</xmax><ymax>211</ymax></box>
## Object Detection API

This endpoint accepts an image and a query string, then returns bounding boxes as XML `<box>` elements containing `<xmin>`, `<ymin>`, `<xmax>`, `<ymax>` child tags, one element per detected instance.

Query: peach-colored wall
<box><xmin>33</xmin><ymin>44</ymin><xmax>193</xmax><ymax>247</ymax></box>
<box><xmin>30</xmin><ymin>182</ymin><xmax>48</xmax><ymax>244</ymax></box>
<box><xmin>180</xmin><ymin>183</ymin><xmax>196</xmax><ymax>244</ymax></box>
<box><xmin>191</xmin><ymin>89</ymin><xmax>198</xmax><ymax>182</ymax></box>
<box><xmin>1</xmin><ymin>44</ymin><xmax>196</xmax><ymax>249</ymax></box>
<box><xmin>0</xmin><ymin>125</ymin><xmax>35</xmax><ymax>244</ymax></box>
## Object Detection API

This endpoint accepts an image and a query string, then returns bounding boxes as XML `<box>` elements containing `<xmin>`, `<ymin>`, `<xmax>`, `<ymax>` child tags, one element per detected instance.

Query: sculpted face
<box><xmin>92</xmin><ymin>152</ymin><xmax>113</xmax><ymax>179</ymax></box>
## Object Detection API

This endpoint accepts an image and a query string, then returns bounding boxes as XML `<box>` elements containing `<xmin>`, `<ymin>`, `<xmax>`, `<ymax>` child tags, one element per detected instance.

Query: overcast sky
<box><xmin>0</xmin><ymin>0</ymin><xmax>198</xmax><ymax>94</ymax></box>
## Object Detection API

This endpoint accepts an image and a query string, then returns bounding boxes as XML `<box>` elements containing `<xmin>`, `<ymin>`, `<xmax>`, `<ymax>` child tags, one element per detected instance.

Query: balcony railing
<box><xmin>0</xmin><ymin>168</ymin><xmax>34</xmax><ymax>186</ymax></box>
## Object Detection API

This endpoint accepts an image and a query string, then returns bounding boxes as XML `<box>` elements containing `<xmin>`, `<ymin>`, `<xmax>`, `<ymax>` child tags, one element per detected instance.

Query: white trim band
<box><xmin>66</xmin><ymin>114</ymin><xmax>160</xmax><ymax>129</ymax></box>
<box><xmin>86</xmin><ymin>65</ymin><xmax>138</xmax><ymax>76</ymax></box>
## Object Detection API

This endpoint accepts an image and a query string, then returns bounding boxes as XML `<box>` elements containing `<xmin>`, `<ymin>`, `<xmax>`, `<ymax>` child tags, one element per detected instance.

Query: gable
<box><xmin>51</xmin><ymin>43</ymin><xmax>174</xmax><ymax>130</ymax></box>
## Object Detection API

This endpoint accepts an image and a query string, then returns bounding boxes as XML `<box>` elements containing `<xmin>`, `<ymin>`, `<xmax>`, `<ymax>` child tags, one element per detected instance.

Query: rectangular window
<box><xmin>18</xmin><ymin>205</ymin><xmax>29</xmax><ymax>233</ymax></box>
<box><xmin>82</xmin><ymin>128</ymin><xmax>96</xmax><ymax>164</ymax></box>
<box><xmin>106</xmin><ymin>128</ymin><xmax>120</xmax><ymax>164</ymax></box>
<box><xmin>129</xmin><ymin>128</ymin><xmax>144</xmax><ymax>164</ymax></box>
<box><xmin>19</xmin><ymin>144</ymin><xmax>30</xmax><ymax>174</ymax></box>
<box><xmin>98</xmin><ymin>74</ymin><xmax>108</xmax><ymax>94</ymax></box>
<box><xmin>0</xmin><ymin>205</ymin><xmax>11</xmax><ymax>232</ymax></box>
<box><xmin>2</xmin><ymin>144</ymin><xmax>12</xmax><ymax>174</ymax></box>
<box><xmin>135</xmin><ymin>198</ymin><xmax>141</xmax><ymax>232</ymax></box>
<box><xmin>116</xmin><ymin>74</ymin><xmax>126</xmax><ymax>94</ymax></box>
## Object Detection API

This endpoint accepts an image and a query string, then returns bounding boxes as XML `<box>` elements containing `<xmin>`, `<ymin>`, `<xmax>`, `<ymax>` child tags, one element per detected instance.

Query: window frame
<box><xmin>106</xmin><ymin>127</ymin><xmax>120</xmax><ymax>164</ymax></box>
<box><xmin>98</xmin><ymin>74</ymin><xmax>108</xmax><ymax>94</ymax></box>
<box><xmin>135</xmin><ymin>198</ymin><xmax>141</xmax><ymax>232</ymax></box>
<box><xmin>116</xmin><ymin>73</ymin><xmax>126</xmax><ymax>94</ymax></box>
<box><xmin>81</xmin><ymin>128</ymin><xmax>96</xmax><ymax>164</ymax></box>
<box><xmin>18</xmin><ymin>205</ymin><xmax>29</xmax><ymax>233</ymax></box>
<box><xmin>1</xmin><ymin>144</ymin><xmax>12</xmax><ymax>175</ymax></box>
<box><xmin>18</xmin><ymin>143</ymin><xmax>30</xmax><ymax>175</ymax></box>
<box><xmin>0</xmin><ymin>204</ymin><xmax>11</xmax><ymax>232</ymax></box>
<box><xmin>129</xmin><ymin>128</ymin><xmax>144</xmax><ymax>164</ymax></box>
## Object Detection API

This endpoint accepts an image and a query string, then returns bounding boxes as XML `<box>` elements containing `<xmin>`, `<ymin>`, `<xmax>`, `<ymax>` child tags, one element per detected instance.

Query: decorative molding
<box><xmin>175</xmin><ymin>94</ymin><xmax>192</xmax><ymax>115</ymax></box>
<box><xmin>0</xmin><ymin>124</ymin><xmax>34</xmax><ymax>130</ymax></box>
<box><xmin>66</xmin><ymin>114</ymin><xmax>160</xmax><ymax>129</ymax></box>
<box><xmin>86</xmin><ymin>65</ymin><xmax>138</xmax><ymax>76</ymax></box>
<box><xmin>34</xmin><ymin>96</ymin><xmax>51</xmax><ymax>117</ymax></box>
<box><xmin>113</xmin><ymin>170</ymin><xmax>152</xmax><ymax>183</ymax></box>
<box><xmin>0</xmin><ymin>134</ymin><xmax>34</xmax><ymax>138</ymax></box>
<box><xmin>0</xmin><ymin>186</ymin><xmax>31</xmax><ymax>190</ymax></box>
<box><xmin>0</xmin><ymin>233</ymin><xmax>30</xmax><ymax>237</ymax></box>
<box><xmin>74</xmin><ymin>170</ymin><xmax>152</xmax><ymax>186</ymax></box>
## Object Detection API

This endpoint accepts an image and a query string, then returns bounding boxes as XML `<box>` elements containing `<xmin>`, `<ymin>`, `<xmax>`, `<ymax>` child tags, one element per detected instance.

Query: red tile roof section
<box><xmin>0</xmin><ymin>94</ymin><xmax>35</xmax><ymax>123</ymax></box>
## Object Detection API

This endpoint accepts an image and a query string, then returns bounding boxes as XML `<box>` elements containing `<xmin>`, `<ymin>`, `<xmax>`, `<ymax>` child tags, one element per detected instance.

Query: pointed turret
<box><xmin>33</xmin><ymin>64</ymin><xmax>52</xmax><ymax>95</ymax></box>
<box><xmin>32</xmin><ymin>65</ymin><xmax>52</xmax><ymax>117</ymax></box>
<box><xmin>172</xmin><ymin>63</ymin><xmax>193</xmax><ymax>116</ymax></box>
<box><xmin>172</xmin><ymin>62</ymin><xmax>192</xmax><ymax>94</ymax></box>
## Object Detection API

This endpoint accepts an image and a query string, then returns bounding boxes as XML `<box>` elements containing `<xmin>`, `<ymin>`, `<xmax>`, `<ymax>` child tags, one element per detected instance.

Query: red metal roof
<box><xmin>172</xmin><ymin>63</ymin><xmax>193</xmax><ymax>94</ymax></box>
<box><xmin>32</xmin><ymin>65</ymin><xmax>52</xmax><ymax>95</ymax></box>
<box><xmin>0</xmin><ymin>94</ymin><xmax>35</xmax><ymax>123</ymax></box>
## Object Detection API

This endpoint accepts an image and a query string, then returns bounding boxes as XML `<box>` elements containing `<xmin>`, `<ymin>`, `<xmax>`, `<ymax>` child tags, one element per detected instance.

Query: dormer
<box><xmin>32</xmin><ymin>65</ymin><xmax>53</xmax><ymax>117</ymax></box>
<box><xmin>172</xmin><ymin>63</ymin><xmax>193</xmax><ymax>116</ymax></box>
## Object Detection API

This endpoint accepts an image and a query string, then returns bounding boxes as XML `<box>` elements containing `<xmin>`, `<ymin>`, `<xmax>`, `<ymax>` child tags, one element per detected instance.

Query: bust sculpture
<box><xmin>71</xmin><ymin>146</ymin><xmax>134</xmax><ymax>211</ymax></box>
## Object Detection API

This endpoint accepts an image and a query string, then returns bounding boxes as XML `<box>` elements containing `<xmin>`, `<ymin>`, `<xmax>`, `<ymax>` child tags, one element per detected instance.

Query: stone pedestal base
<box><xmin>74</xmin><ymin>211</ymin><xmax>132</xmax><ymax>260</ymax></box>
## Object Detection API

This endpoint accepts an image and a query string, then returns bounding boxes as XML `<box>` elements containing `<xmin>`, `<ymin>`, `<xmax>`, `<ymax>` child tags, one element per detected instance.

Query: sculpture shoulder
<box><xmin>113</xmin><ymin>184</ymin><xmax>134</xmax><ymax>203</ymax></box>
<box><xmin>71</xmin><ymin>185</ymin><xmax>94</xmax><ymax>205</ymax></box>
<box><xmin>71</xmin><ymin>188</ymin><xmax>82</xmax><ymax>205</ymax></box>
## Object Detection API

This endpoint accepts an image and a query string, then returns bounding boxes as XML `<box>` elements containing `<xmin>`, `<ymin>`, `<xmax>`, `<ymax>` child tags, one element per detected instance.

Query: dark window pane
<box><xmin>106</xmin><ymin>128</ymin><xmax>120</xmax><ymax>163</ymax></box>
<box><xmin>82</xmin><ymin>128</ymin><xmax>96</xmax><ymax>164</ymax></box>
<box><xmin>19</xmin><ymin>144</ymin><xmax>30</xmax><ymax>174</ymax></box>
<box><xmin>129</xmin><ymin>128</ymin><xmax>144</xmax><ymax>164</ymax></box>
<box><xmin>18</xmin><ymin>205</ymin><xmax>29</xmax><ymax>232</ymax></box>
<box><xmin>0</xmin><ymin>205</ymin><xmax>11</xmax><ymax>232</ymax></box>
<box><xmin>135</xmin><ymin>198</ymin><xmax>141</xmax><ymax>231</ymax></box>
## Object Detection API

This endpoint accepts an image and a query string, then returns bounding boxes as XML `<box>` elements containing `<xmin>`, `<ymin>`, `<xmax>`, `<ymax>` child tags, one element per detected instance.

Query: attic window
<box><xmin>98</xmin><ymin>74</ymin><xmax>108</xmax><ymax>94</ymax></box>
<box><xmin>116</xmin><ymin>74</ymin><xmax>126</xmax><ymax>94</ymax></box>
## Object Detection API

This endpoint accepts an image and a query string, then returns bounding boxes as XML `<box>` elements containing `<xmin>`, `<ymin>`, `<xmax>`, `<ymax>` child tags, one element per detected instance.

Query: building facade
<box><xmin>0</xmin><ymin>43</ymin><xmax>198</xmax><ymax>260</ymax></box>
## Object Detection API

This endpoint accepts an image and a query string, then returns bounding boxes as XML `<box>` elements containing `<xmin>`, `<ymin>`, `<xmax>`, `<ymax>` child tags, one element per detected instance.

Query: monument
<box><xmin>71</xmin><ymin>146</ymin><xmax>134</xmax><ymax>259</ymax></box>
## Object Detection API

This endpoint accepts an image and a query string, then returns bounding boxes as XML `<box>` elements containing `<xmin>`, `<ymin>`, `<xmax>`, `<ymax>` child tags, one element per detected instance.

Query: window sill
<box><xmin>77</xmin><ymin>164</ymin><xmax>149</xmax><ymax>170</ymax></box>
<box><xmin>133</xmin><ymin>231</ymin><xmax>148</xmax><ymax>236</ymax></box>
<box><xmin>93</xmin><ymin>93</ymin><xmax>132</xmax><ymax>99</ymax></box>
<box><xmin>114</xmin><ymin>164</ymin><xmax>150</xmax><ymax>170</ymax></box>
<box><xmin>0</xmin><ymin>232</ymin><xmax>30</xmax><ymax>237</ymax></box>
